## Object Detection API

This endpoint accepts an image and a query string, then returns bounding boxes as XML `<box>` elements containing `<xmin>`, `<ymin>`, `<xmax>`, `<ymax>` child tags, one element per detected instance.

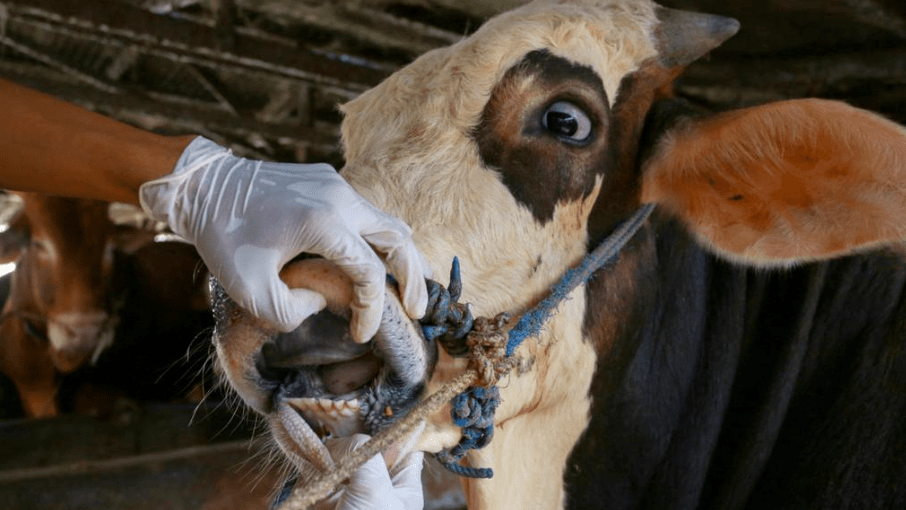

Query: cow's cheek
<box><xmin>498</xmin><ymin>293</ymin><xmax>595</xmax><ymax>424</ymax></box>
<box><xmin>29</xmin><ymin>253</ymin><xmax>55</xmax><ymax>313</ymax></box>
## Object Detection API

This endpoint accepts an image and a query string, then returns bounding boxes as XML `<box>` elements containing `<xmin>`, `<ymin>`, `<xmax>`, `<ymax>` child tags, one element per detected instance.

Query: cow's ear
<box><xmin>641</xmin><ymin>99</ymin><xmax>906</xmax><ymax>265</ymax></box>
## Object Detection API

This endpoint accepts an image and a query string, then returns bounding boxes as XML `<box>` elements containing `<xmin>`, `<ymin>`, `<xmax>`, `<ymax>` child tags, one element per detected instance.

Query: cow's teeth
<box><xmin>286</xmin><ymin>397</ymin><xmax>365</xmax><ymax>438</ymax></box>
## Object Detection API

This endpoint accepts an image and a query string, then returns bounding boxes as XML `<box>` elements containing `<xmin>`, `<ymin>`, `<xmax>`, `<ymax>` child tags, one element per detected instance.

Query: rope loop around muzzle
<box><xmin>430</xmin><ymin>313</ymin><xmax>515</xmax><ymax>478</ymax></box>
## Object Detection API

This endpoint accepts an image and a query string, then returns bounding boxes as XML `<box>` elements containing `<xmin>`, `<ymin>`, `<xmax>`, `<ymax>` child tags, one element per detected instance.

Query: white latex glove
<box><xmin>139</xmin><ymin>136</ymin><xmax>429</xmax><ymax>339</ymax></box>
<box><xmin>315</xmin><ymin>434</ymin><xmax>425</xmax><ymax>510</ymax></box>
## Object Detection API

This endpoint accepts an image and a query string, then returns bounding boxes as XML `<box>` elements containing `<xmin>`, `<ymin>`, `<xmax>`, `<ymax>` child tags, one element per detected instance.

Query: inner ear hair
<box><xmin>641</xmin><ymin>98</ymin><xmax>906</xmax><ymax>266</ymax></box>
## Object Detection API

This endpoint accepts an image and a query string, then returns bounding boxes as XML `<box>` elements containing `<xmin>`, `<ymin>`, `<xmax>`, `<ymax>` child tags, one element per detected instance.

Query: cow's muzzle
<box><xmin>210</xmin><ymin>258</ymin><xmax>437</xmax><ymax>472</ymax></box>
<box><xmin>47</xmin><ymin>312</ymin><xmax>117</xmax><ymax>372</ymax></box>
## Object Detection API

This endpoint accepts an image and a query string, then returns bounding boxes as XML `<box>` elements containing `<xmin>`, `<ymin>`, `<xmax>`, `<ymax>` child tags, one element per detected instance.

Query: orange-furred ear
<box><xmin>641</xmin><ymin>99</ymin><xmax>906</xmax><ymax>266</ymax></box>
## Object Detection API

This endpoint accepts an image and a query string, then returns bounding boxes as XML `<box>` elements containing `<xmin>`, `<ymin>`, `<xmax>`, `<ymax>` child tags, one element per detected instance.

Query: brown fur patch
<box><xmin>589</xmin><ymin>60</ymin><xmax>681</xmax><ymax>244</ymax></box>
<box><xmin>583</xmin><ymin>224</ymin><xmax>655</xmax><ymax>357</ymax></box>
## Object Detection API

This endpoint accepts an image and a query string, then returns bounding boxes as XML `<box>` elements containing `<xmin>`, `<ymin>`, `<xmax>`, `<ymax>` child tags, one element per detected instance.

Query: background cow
<box><xmin>211</xmin><ymin>0</ymin><xmax>906</xmax><ymax>508</ymax></box>
<box><xmin>0</xmin><ymin>193</ymin><xmax>214</xmax><ymax>418</ymax></box>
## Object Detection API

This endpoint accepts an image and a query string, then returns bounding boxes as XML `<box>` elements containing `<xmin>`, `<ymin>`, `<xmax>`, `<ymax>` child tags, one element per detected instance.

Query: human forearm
<box><xmin>0</xmin><ymin>78</ymin><xmax>429</xmax><ymax>340</ymax></box>
<box><xmin>0</xmin><ymin>78</ymin><xmax>193</xmax><ymax>204</ymax></box>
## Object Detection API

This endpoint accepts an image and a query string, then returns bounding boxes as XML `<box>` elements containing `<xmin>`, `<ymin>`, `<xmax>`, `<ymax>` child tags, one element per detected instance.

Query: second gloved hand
<box><xmin>315</xmin><ymin>434</ymin><xmax>425</xmax><ymax>510</ymax></box>
<box><xmin>139</xmin><ymin>136</ymin><xmax>429</xmax><ymax>338</ymax></box>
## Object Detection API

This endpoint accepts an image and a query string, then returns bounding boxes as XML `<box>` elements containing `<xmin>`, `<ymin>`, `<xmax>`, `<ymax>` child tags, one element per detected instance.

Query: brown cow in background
<box><xmin>0</xmin><ymin>193</ymin><xmax>214</xmax><ymax>418</ymax></box>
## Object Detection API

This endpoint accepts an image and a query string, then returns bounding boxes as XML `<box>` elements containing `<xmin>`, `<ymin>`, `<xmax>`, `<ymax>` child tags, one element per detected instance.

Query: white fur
<box><xmin>337</xmin><ymin>1</ymin><xmax>662</xmax><ymax>508</ymax></box>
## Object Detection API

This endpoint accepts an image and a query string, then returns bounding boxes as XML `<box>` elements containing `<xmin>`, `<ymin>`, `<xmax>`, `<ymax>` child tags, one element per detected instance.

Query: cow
<box><xmin>210</xmin><ymin>0</ymin><xmax>906</xmax><ymax>508</ymax></box>
<box><xmin>0</xmin><ymin>193</ymin><xmax>213</xmax><ymax>418</ymax></box>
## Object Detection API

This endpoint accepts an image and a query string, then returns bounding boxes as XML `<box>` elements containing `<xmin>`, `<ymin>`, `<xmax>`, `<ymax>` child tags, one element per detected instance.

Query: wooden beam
<box><xmin>1</xmin><ymin>0</ymin><xmax>390</xmax><ymax>91</ymax></box>
<box><xmin>0</xmin><ymin>60</ymin><xmax>341</xmax><ymax>155</ymax></box>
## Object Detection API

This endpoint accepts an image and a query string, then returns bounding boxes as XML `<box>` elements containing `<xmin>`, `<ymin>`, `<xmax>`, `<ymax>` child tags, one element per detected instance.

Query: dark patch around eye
<box><xmin>472</xmin><ymin>50</ymin><xmax>610</xmax><ymax>225</ymax></box>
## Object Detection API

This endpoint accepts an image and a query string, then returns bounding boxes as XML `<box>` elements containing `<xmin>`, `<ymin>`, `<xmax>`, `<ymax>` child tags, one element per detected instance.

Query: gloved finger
<box><xmin>389</xmin><ymin>451</ymin><xmax>425</xmax><ymax>510</ymax></box>
<box><xmin>351</xmin><ymin>202</ymin><xmax>430</xmax><ymax>321</ymax></box>
<box><xmin>389</xmin><ymin>450</ymin><xmax>425</xmax><ymax>480</ymax></box>
<box><xmin>345</xmin><ymin>451</ymin><xmax>395</xmax><ymax>493</ymax></box>
<box><xmin>261</xmin><ymin>280</ymin><xmax>328</xmax><ymax>333</ymax></box>
<box><xmin>322</xmin><ymin>435</ymin><xmax>404</xmax><ymax>510</ymax></box>
<box><xmin>323</xmin><ymin>236</ymin><xmax>387</xmax><ymax>343</ymax></box>
<box><xmin>283</xmin><ymin>287</ymin><xmax>329</xmax><ymax>332</ymax></box>
<box><xmin>340</xmin><ymin>454</ymin><xmax>402</xmax><ymax>510</ymax></box>
<box><xmin>416</xmin><ymin>250</ymin><xmax>434</xmax><ymax>280</ymax></box>
<box><xmin>324</xmin><ymin>433</ymin><xmax>371</xmax><ymax>459</ymax></box>
<box><xmin>347</xmin><ymin>267</ymin><xmax>385</xmax><ymax>343</ymax></box>
<box><xmin>364</xmin><ymin>229</ymin><xmax>429</xmax><ymax>321</ymax></box>
<box><xmin>214</xmin><ymin>244</ymin><xmax>326</xmax><ymax>332</ymax></box>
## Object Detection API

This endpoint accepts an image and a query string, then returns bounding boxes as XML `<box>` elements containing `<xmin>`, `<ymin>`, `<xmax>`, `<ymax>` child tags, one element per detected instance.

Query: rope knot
<box><xmin>450</xmin><ymin>386</ymin><xmax>498</xmax><ymax>432</ymax></box>
<box><xmin>421</xmin><ymin>257</ymin><xmax>473</xmax><ymax>357</ymax></box>
<box><xmin>432</xmin><ymin>312</ymin><xmax>515</xmax><ymax>478</ymax></box>
<box><xmin>435</xmin><ymin>383</ymin><xmax>500</xmax><ymax>479</ymax></box>
<box><xmin>466</xmin><ymin>313</ymin><xmax>516</xmax><ymax>387</ymax></box>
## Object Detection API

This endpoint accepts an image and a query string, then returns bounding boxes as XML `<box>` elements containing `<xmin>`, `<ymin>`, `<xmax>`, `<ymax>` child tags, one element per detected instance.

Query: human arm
<box><xmin>0</xmin><ymin>78</ymin><xmax>192</xmax><ymax>204</ymax></box>
<box><xmin>0</xmin><ymin>78</ymin><xmax>428</xmax><ymax>337</ymax></box>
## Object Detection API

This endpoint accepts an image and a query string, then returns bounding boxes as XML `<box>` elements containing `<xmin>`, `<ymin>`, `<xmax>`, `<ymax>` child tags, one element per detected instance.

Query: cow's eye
<box><xmin>542</xmin><ymin>101</ymin><xmax>592</xmax><ymax>143</ymax></box>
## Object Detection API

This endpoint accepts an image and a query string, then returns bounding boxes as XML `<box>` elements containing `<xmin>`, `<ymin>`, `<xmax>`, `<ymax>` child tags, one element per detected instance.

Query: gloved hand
<box><xmin>315</xmin><ymin>434</ymin><xmax>425</xmax><ymax>510</ymax></box>
<box><xmin>139</xmin><ymin>136</ymin><xmax>429</xmax><ymax>339</ymax></box>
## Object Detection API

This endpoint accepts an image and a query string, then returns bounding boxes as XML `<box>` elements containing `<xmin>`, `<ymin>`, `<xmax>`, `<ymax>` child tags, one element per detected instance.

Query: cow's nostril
<box><xmin>46</xmin><ymin>312</ymin><xmax>116</xmax><ymax>370</ymax></box>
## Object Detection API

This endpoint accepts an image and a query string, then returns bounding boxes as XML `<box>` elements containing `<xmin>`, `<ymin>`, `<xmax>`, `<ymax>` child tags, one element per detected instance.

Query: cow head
<box><xmin>212</xmin><ymin>0</ymin><xmax>906</xmax><ymax>507</ymax></box>
<box><xmin>3</xmin><ymin>194</ymin><xmax>122</xmax><ymax>373</ymax></box>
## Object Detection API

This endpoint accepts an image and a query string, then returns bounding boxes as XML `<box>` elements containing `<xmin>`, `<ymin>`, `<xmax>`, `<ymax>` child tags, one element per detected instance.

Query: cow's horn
<box><xmin>654</xmin><ymin>7</ymin><xmax>740</xmax><ymax>67</ymax></box>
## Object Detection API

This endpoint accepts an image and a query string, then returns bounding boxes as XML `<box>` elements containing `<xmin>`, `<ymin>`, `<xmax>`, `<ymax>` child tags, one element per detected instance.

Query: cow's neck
<box><xmin>569</xmin><ymin>211</ymin><xmax>721</xmax><ymax>508</ymax></box>
<box><xmin>451</xmin><ymin>210</ymin><xmax>659</xmax><ymax>510</ymax></box>
<box><xmin>565</xmin><ymin>212</ymin><xmax>906</xmax><ymax>509</ymax></box>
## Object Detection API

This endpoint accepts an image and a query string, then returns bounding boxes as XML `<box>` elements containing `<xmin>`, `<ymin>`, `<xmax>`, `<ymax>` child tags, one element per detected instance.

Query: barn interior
<box><xmin>0</xmin><ymin>0</ymin><xmax>904</xmax><ymax>508</ymax></box>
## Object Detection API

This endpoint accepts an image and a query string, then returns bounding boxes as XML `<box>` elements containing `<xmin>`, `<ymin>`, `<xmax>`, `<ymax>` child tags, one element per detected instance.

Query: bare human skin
<box><xmin>0</xmin><ymin>78</ymin><xmax>192</xmax><ymax>205</ymax></box>
<box><xmin>0</xmin><ymin>77</ymin><xmax>428</xmax><ymax>339</ymax></box>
